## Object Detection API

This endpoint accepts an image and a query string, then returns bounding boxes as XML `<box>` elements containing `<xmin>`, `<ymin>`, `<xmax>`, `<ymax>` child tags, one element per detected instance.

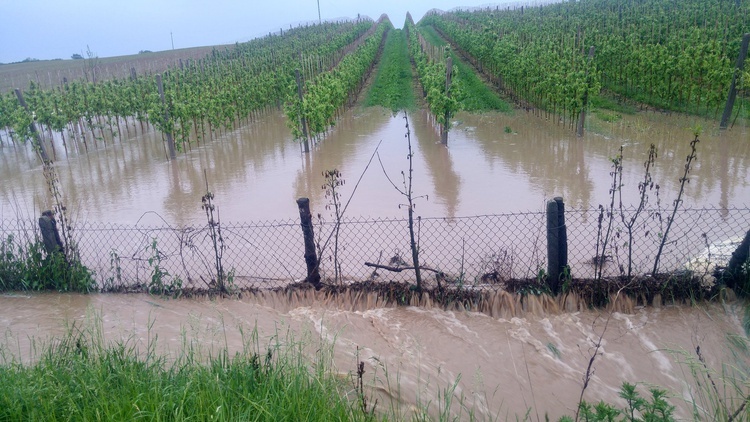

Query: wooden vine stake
<box><xmin>441</xmin><ymin>56</ymin><xmax>453</xmax><ymax>145</ymax></box>
<box><xmin>156</xmin><ymin>74</ymin><xmax>177</xmax><ymax>160</ymax></box>
<box><xmin>577</xmin><ymin>46</ymin><xmax>595</xmax><ymax>138</ymax></box>
<box><xmin>720</xmin><ymin>33</ymin><xmax>749</xmax><ymax>130</ymax></box>
<box><xmin>295</xmin><ymin>69</ymin><xmax>311</xmax><ymax>153</ymax></box>
<box><xmin>14</xmin><ymin>89</ymin><xmax>51</xmax><ymax>163</ymax></box>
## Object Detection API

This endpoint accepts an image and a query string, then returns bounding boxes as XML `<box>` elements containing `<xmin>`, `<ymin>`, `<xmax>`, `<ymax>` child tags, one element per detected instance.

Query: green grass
<box><xmin>0</xmin><ymin>234</ymin><xmax>95</xmax><ymax>292</ymax></box>
<box><xmin>1</xmin><ymin>309</ymin><xmax>748</xmax><ymax>421</ymax></box>
<box><xmin>419</xmin><ymin>26</ymin><xmax>511</xmax><ymax>113</ymax></box>
<box><xmin>590</xmin><ymin>93</ymin><xmax>638</xmax><ymax>115</ymax></box>
<box><xmin>0</xmin><ymin>320</ymin><xmax>373</xmax><ymax>422</ymax></box>
<box><xmin>364</xmin><ymin>29</ymin><xmax>416</xmax><ymax>112</ymax></box>
<box><xmin>597</xmin><ymin>84</ymin><xmax>750</xmax><ymax>126</ymax></box>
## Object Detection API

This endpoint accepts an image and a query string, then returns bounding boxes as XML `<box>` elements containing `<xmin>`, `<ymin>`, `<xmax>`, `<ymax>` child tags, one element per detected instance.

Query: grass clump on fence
<box><xmin>0</xmin><ymin>321</ymin><xmax>374</xmax><ymax>422</ymax></box>
<box><xmin>0</xmin><ymin>234</ymin><xmax>94</xmax><ymax>293</ymax></box>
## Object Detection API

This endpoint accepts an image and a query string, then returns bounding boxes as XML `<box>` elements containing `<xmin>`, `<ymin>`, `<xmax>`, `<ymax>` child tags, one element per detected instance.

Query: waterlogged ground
<box><xmin>2</xmin><ymin>81</ymin><xmax>749</xmax><ymax>419</ymax></box>
<box><xmin>0</xmin><ymin>106</ymin><xmax>748</xmax><ymax>226</ymax></box>
<box><xmin>0</xmin><ymin>292</ymin><xmax>747</xmax><ymax>420</ymax></box>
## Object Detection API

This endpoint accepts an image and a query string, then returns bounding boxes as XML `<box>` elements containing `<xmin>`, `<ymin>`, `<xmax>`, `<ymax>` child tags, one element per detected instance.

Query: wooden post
<box><xmin>577</xmin><ymin>46</ymin><xmax>595</xmax><ymax>137</ymax></box>
<box><xmin>296</xmin><ymin>198</ymin><xmax>321</xmax><ymax>289</ymax></box>
<box><xmin>156</xmin><ymin>74</ymin><xmax>177</xmax><ymax>160</ymax></box>
<box><xmin>546</xmin><ymin>197</ymin><xmax>568</xmax><ymax>294</ymax></box>
<box><xmin>14</xmin><ymin>89</ymin><xmax>51</xmax><ymax>163</ymax></box>
<box><xmin>441</xmin><ymin>56</ymin><xmax>453</xmax><ymax>145</ymax></box>
<box><xmin>295</xmin><ymin>69</ymin><xmax>310</xmax><ymax>153</ymax></box>
<box><xmin>720</xmin><ymin>33</ymin><xmax>749</xmax><ymax>130</ymax></box>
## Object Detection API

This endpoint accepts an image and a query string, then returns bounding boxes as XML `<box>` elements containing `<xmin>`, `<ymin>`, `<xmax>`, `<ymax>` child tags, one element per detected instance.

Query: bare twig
<box><xmin>595</xmin><ymin>148</ymin><xmax>622</xmax><ymax>281</ymax></box>
<box><xmin>653</xmin><ymin>134</ymin><xmax>699</xmax><ymax>275</ymax></box>
<box><xmin>696</xmin><ymin>345</ymin><xmax>727</xmax><ymax>415</ymax></box>
<box><xmin>574</xmin><ymin>290</ymin><xmax>622</xmax><ymax>422</ymax></box>
<box><xmin>311</xmin><ymin>141</ymin><xmax>383</xmax><ymax>285</ymax></box>
<box><xmin>619</xmin><ymin>144</ymin><xmax>657</xmax><ymax>279</ymax></box>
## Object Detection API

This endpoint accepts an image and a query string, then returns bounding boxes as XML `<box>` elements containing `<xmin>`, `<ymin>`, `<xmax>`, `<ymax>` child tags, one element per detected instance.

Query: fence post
<box><xmin>546</xmin><ymin>196</ymin><xmax>568</xmax><ymax>294</ymax></box>
<box><xmin>724</xmin><ymin>230</ymin><xmax>750</xmax><ymax>291</ymax></box>
<box><xmin>556</xmin><ymin>196</ymin><xmax>568</xmax><ymax>280</ymax></box>
<box><xmin>296</xmin><ymin>197</ymin><xmax>321</xmax><ymax>289</ymax></box>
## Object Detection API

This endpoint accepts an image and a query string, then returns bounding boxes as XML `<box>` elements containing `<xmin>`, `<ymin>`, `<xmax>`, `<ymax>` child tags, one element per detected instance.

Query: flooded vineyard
<box><xmin>3</xmin><ymin>2</ymin><xmax>749</xmax><ymax>419</ymax></box>
<box><xmin>1</xmin><ymin>107</ymin><xmax>748</xmax><ymax>225</ymax></box>
<box><xmin>2</xmin><ymin>106</ymin><xmax>749</xmax><ymax>289</ymax></box>
<box><xmin>1</xmin><ymin>100</ymin><xmax>749</xmax><ymax>418</ymax></box>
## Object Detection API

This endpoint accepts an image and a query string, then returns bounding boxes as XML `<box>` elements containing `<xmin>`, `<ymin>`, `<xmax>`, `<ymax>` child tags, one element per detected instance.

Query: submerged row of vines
<box><xmin>422</xmin><ymin>0</ymin><xmax>749</xmax><ymax>124</ymax></box>
<box><xmin>405</xmin><ymin>13</ymin><xmax>459</xmax><ymax>138</ymax></box>
<box><xmin>284</xmin><ymin>17</ymin><xmax>390</xmax><ymax>143</ymax></box>
<box><xmin>0</xmin><ymin>19</ymin><xmax>376</xmax><ymax>155</ymax></box>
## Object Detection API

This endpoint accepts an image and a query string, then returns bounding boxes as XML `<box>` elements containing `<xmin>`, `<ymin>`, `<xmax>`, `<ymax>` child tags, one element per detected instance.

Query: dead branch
<box><xmin>364</xmin><ymin>262</ymin><xmax>443</xmax><ymax>275</ymax></box>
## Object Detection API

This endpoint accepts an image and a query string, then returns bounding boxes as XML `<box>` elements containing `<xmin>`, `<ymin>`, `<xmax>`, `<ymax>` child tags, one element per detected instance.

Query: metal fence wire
<box><xmin>1</xmin><ymin>206</ymin><xmax>748</xmax><ymax>291</ymax></box>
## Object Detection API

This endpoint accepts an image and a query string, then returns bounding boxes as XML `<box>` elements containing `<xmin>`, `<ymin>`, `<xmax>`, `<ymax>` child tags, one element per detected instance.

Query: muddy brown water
<box><xmin>1</xmin><ymin>292</ymin><xmax>747</xmax><ymax>420</ymax></box>
<box><xmin>1</xmin><ymin>107</ymin><xmax>748</xmax><ymax>225</ymax></box>
<box><xmin>1</xmin><ymin>109</ymin><xmax>749</xmax><ymax>418</ymax></box>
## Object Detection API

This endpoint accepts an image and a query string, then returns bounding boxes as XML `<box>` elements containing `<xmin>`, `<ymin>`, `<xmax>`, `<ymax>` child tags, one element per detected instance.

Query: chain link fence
<box><xmin>1</xmin><ymin>206</ymin><xmax>748</xmax><ymax>292</ymax></box>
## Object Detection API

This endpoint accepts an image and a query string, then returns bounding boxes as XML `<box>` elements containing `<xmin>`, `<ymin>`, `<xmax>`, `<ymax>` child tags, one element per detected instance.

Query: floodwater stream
<box><xmin>1</xmin><ymin>292</ymin><xmax>747</xmax><ymax>420</ymax></box>
<box><xmin>0</xmin><ymin>107</ymin><xmax>748</xmax><ymax>225</ymax></box>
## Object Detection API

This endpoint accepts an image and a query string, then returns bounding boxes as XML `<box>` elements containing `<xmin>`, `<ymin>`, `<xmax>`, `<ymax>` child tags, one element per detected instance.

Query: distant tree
<box><xmin>21</xmin><ymin>57</ymin><xmax>39</xmax><ymax>62</ymax></box>
<box><xmin>71</xmin><ymin>53</ymin><xmax>84</xmax><ymax>60</ymax></box>
<box><xmin>138</xmin><ymin>50</ymin><xmax>153</xmax><ymax>54</ymax></box>
<box><xmin>83</xmin><ymin>45</ymin><xmax>99</xmax><ymax>83</ymax></box>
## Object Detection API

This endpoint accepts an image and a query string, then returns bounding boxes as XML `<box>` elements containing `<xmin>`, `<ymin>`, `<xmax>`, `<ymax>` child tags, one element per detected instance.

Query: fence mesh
<box><xmin>1</xmin><ymin>206</ymin><xmax>748</xmax><ymax>291</ymax></box>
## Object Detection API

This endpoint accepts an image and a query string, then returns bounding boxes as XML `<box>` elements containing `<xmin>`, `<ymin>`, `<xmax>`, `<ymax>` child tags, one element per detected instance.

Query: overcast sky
<box><xmin>0</xmin><ymin>0</ymin><xmax>513</xmax><ymax>63</ymax></box>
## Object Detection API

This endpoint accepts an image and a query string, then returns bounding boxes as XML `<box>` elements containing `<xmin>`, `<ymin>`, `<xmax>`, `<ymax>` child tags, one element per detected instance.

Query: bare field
<box><xmin>0</xmin><ymin>45</ymin><xmax>231</xmax><ymax>93</ymax></box>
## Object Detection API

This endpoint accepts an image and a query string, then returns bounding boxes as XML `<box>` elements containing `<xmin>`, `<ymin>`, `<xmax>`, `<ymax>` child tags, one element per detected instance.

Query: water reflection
<box><xmin>412</xmin><ymin>110</ymin><xmax>461</xmax><ymax>218</ymax></box>
<box><xmin>293</xmin><ymin>108</ymin><xmax>391</xmax><ymax>209</ymax></box>
<box><xmin>457</xmin><ymin>111</ymin><xmax>595</xmax><ymax>209</ymax></box>
<box><xmin>0</xmin><ymin>108</ymin><xmax>748</xmax><ymax>225</ymax></box>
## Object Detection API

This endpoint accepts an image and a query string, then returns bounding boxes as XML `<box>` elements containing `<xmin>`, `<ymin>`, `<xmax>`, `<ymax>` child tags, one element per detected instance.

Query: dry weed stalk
<box><xmin>652</xmin><ymin>133</ymin><xmax>699</xmax><ymax>275</ymax></box>
<box><xmin>377</xmin><ymin>113</ymin><xmax>427</xmax><ymax>292</ymax></box>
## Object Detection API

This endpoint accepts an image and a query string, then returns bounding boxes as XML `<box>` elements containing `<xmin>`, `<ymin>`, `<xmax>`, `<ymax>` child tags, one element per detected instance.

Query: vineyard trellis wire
<box><xmin>1</xmin><ymin>207</ymin><xmax>748</xmax><ymax>292</ymax></box>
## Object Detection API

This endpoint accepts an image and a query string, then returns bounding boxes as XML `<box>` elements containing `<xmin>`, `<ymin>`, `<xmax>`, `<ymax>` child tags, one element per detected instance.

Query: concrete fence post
<box><xmin>546</xmin><ymin>196</ymin><xmax>569</xmax><ymax>294</ymax></box>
